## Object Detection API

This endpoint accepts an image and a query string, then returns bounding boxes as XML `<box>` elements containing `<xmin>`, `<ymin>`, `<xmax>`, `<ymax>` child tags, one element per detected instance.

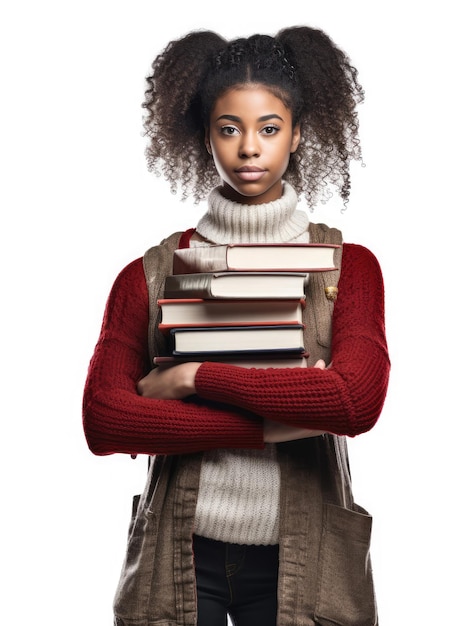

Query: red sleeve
<box><xmin>82</xmin><ymin>258</ymin><xmax>264</xmax><ymax>456</ymax></box>
<box><xmin>194</xmin><ymin>244</ymin><xmax>390</xmax><ymax>437</ymax></box>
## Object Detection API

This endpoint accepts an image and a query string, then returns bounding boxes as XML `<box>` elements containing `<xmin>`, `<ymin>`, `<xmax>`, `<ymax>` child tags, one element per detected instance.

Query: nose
<box><xmin>239</xmin><ymin>131</ymin><xmax>260</xmax><ymax>158</ymax></box>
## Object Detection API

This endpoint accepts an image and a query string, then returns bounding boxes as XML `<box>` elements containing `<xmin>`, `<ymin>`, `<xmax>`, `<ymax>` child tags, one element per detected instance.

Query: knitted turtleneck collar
<box><xmin>195</xmin><ymin>182</ymin><xmax>310</xmax><ymax>244</ymax></box>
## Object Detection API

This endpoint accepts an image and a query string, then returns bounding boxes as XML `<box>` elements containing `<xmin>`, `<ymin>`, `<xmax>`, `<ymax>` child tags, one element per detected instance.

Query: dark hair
<box><xmin>143</xmin><ymin>26</ymin><xmax>364</xmax><ymax>208</ymax></box>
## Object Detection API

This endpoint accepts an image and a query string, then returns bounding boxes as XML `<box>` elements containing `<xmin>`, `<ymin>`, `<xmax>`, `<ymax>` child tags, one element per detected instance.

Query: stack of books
<box><xmin>155</xmin><ymin>242</ymin><xmax>339</xmax><ymax>369</ymax></box>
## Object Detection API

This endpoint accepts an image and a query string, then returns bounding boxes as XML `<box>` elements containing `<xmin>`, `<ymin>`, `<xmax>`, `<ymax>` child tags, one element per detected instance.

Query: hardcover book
<box><xmin>168</xmin><ymin>324</ymin><xmax>306</xmax><ymax>356</ymax></box>
<box><xmin>153</xmin><ymin>353</ymin><xmax>309</xmax><ymax>369</ymax></box>
<box><xmin>173</xmin><ymin>242</ymin><xmax>339</xmax><ymax>274</ymax></box>
<box><xmin>164</xmin><ymin>272</ymin><xmax>308</xmax><ymax>300</ymax></box>
<box><xmin>157</xmin><ymin>298</ymin><xmax>305</xmax><ymax>329</ymax></box>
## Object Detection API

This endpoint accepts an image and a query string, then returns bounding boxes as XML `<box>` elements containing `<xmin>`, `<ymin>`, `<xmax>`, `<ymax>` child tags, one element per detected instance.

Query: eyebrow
<box><xmin>215</xmin><ymin>114</ymin><xmax>284</xmax><ymax>123</ymax></box>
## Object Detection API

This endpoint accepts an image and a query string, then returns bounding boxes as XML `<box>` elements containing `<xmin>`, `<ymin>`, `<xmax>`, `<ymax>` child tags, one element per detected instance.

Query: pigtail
<box><xmin>143</xmin><ymin>31</ymin><xmax>226</xmax><ymax>201</ymax></box>
<box><xmin>277</xmin><ymin>27</ymin><xmax>364</xmax><ymax>205</ymax></box>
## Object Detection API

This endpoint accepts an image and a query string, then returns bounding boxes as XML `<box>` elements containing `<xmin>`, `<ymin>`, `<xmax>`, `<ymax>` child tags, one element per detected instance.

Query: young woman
<box><xmin>83</xmin><ymin>26</ymin><xmax>390</xmax><ymax>626</ymax></box>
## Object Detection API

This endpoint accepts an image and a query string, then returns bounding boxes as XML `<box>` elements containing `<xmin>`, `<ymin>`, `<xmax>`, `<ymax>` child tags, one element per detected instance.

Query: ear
<box><xmin>290</xmin><ymin>124</ymin><xmax>301</xmax><ymax>153</ymax></box>
<box><xmin>204</xmin><ymin>128</ymin><xmax>212</xmax><ymax>155</ymax></box>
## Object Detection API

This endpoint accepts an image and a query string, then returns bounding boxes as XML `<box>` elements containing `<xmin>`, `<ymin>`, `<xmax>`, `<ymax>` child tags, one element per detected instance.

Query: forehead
<box><xmin>211</xmin><ymin>85</ymin><xmax>293</xmax><ymax>120</ymax></box>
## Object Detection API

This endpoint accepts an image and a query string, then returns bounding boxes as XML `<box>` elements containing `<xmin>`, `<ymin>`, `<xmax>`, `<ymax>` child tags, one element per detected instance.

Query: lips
<box><xmin>235</xmin><ymin>166</ymin><xmax>266</xmax><ymax>182</ymax></box>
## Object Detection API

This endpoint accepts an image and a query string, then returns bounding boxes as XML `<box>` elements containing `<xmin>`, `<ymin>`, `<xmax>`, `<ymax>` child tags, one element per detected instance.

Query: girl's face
<box><xmin>206</xmin><ymin>85</ymin><xmax>301</xmax><ymax>205</ymax></box>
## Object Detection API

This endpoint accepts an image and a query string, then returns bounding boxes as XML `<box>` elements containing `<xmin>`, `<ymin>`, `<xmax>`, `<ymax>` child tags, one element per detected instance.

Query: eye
<box><xmin>220</xmin><ymin>125</ymin><xmax>240</xmax><ymax>136</ymax></box>
<box><xmin>260</xmin><ymin>125</ymin><xmax>280</xmax><ymax>136</ymax></box>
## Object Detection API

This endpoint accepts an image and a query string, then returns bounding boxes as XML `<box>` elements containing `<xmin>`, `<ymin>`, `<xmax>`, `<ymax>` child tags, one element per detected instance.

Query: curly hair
<box><xmin>142</xmin><ymin>26</ymin><xmax>364</xmax><ymax>208</ymax></box>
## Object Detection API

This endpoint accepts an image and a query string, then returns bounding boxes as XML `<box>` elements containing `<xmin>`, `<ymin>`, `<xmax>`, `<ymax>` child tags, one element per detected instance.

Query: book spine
<box><xmin>173</xmin><ymin>246</ymin><xmax>228</xmax><ymax>274</ymax></box>
<box><xmin>164</xmin><ymin>273</ymin><xmax>216</xmax><ymax>299</ymax></box>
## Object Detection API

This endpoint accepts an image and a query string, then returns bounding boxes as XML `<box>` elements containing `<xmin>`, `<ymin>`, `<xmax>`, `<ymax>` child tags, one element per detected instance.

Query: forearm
<box><xmin>194</xmin><ymin>349</ymin><xmax>388</xmax><ymax>437</ymax></box>
<box><xmin>194</xmin><ymin>244</ymin><xmax>390</xmax><ymax>437</ymax></box>
<box><xmin>83</xmin><ymin>336</ymin><xmax>265</xmax><ymax>455</ymax></box>
<box><xmin>82</xmin><ymin>259</ymin><xmax>264</xmax><ymax>456</ymax></box>
<box><xmin>83</xmin><ymin>382</ymin><xmax>264</xmax><ymax>456</ymax></box>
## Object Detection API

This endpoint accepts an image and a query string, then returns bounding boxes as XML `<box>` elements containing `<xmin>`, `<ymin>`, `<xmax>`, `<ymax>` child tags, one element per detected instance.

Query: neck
<box><xmin>196</xmin><ymin>182</ymin><xmax>309</xmax><ymax>244</ymax></box>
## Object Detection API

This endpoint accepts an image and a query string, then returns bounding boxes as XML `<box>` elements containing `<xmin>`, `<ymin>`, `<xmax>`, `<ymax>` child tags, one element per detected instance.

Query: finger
<box><xmin>313</xmin><ymin>359</ymin><xmax>326</xmax><ymax>369</ymax></box>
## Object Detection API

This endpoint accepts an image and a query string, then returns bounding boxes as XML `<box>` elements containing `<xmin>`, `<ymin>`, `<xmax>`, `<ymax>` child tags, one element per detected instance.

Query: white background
<box><xmin>1</xmin><ymin>1</ymin><xmax>469</xmax><ymax>624</ymax></box>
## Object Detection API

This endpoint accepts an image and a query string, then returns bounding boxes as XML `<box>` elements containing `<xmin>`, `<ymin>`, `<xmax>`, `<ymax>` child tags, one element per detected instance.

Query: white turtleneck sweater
<box><xmin>196</xmin><ymin>181</ymin><xmax>309</xmax><ymax>244</ymax></box>
<box><xmin>193</xmin><ymin>183</ymin><xmax>310</xmax><ymax>546</ymax></box>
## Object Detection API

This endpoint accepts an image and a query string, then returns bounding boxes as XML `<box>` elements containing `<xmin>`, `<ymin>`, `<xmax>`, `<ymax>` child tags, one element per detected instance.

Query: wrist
<box><xmin>182</xmin><ymin>361</ymin><xmax>201</xmax><ymax>395</ymax></box>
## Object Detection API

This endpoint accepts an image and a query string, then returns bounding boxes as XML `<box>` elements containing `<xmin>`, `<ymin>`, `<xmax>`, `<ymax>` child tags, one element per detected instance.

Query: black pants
<box><xmin>193</xmin><ymin>534</ymin><xmax>279</xmax><ymax>626</ymax></box>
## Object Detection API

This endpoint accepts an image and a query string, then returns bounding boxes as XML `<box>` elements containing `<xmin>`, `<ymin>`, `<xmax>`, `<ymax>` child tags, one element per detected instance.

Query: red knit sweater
<box><xmin>82</xmin><ymin>243</ymin><xmax>389</xmax><ymax>456</ymax></box>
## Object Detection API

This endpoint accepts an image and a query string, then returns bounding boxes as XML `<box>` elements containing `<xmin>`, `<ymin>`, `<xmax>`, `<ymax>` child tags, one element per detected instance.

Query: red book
<box><xmin>157</xmin><ymin>298</ymin><xmax>305</xmax><ymax>331</ymax></box>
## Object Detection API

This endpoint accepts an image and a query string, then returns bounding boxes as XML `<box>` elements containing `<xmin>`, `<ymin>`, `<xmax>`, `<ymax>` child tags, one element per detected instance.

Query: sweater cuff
<box><xmin>195</xmin><ymin>362</ymin><xmax>265</xmax><ymax>444</ymax></box>
<box><xmin>195</xmin><ymin>360</ymin><xmax>247</xmax><ymax>403</ymax></box>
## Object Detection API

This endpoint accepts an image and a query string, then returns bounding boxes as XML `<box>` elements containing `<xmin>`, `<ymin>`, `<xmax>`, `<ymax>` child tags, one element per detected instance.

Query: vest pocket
<box><xmin>113</xmin><ymin>496</ymin><xmax>159</xmax><ymax>621</ymax></box>
<box><xmin>314</xmin><ymin>503</ymin><xmax>378</xmax><ymax>626</ymax></box>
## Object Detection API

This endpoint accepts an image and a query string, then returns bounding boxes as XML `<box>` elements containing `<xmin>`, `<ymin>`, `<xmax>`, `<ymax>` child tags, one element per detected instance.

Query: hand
<box><xmin>263</xmin><ymin>358</ymin><xmax>329</xmax><ymax>443</ymax></box>
<box><xmin>263</xmin><ymin>420</ymin><xmax>326</xmax><ymax>443</ymax></box>
<box><xmin>137</xmin><ymin>362</ymin><xmax>201</xmax><ymax>400</ymax></box>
